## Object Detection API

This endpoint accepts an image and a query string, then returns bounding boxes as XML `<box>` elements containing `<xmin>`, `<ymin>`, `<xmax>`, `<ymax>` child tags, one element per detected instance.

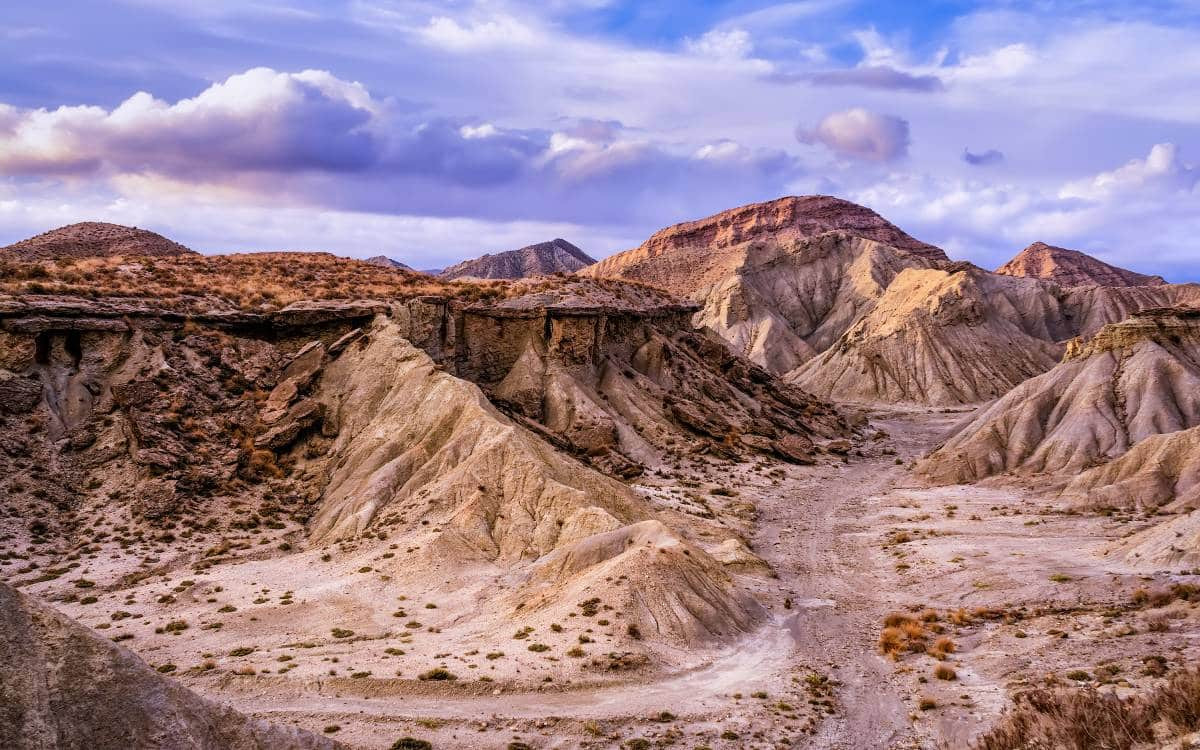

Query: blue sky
<box><xmin>1</xmin><ymin>1</ymin><xmax>1198</xmax><ymax>278</ymax></box>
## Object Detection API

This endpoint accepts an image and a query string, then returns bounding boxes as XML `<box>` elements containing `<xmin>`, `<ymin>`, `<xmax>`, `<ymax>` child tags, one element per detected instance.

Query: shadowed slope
<box><xmin>0</xmin><ymin>583</ymin><xmax>340</xmax><ymax>750</ymax></box>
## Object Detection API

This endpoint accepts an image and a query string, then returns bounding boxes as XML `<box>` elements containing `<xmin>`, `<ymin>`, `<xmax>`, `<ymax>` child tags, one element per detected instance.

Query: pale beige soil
<box><xmin>6</xmin><ymin>406</ymin><xmax>1198</xmax><ymax>749</ymax></box>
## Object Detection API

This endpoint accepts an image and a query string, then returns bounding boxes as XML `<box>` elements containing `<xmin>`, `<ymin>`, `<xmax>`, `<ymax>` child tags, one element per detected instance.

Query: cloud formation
<box><xmin>0</xmin><ymin>68</ymin><xmax>382</xmax><ymax>178</ymax></box>
<box><xmin>0</xmin><ymin>68</ymin><xmax>801</xmax><ymax>229</ymax></box>
<box><xmin>849</xmin><ymin>143</ymin><xmax>1200</xmax><ymax>281</ymax></box>
<box><xmin>797</xmin><ymin>108</ymin><xmax>910</xmax><ymax>162</ymax></box>
<box><xmin>1060</xmin><ymin>143</ymin><xmax>1197</xmax><ymax>200</ymax></box>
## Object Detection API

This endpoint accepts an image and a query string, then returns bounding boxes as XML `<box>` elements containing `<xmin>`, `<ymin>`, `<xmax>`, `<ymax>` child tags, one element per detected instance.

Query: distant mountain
<box><xmin>995</xmin><ymin>241</ymin><xmax>1166</xmax><ymax>287</ymax></box>
<box><xmin>1</xmin><ymin>222</ymin><xmax>196</xmax><ymax>261</ymax></box>
<box><xmin>439</xmin><ymin>238</ymin><xmax>595</xmax><ymax>280</ymax></box>
<box><xmin>363</xmin><ymin>255</ymin><xmax>414</xmax><ymax>271</ymax></box>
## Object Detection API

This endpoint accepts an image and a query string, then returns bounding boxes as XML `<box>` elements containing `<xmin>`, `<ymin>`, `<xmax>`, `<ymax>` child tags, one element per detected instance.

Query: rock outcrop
<box><xmin>1</xmin><ymin>222</ymin><xmax>196</xmax><ymax>261</ymax></box>
<box><xmin>440</xmin><ymin>238</ymin><xmax>595</xmax><ymax>280</ymax></box>
<box><xmin>917</xmin><ymin>308</ymin><xmax>1200</xmax><ymax>483</ymax></box>
<box><xmin>0</xmin><ymin>582</ymin><xmax>340</xmax><ymax>750</ymax></box>
<box><xmin>996</xmin><ymin>242</ymin><xmax>1167</xmax><ymax>288</ymax></box>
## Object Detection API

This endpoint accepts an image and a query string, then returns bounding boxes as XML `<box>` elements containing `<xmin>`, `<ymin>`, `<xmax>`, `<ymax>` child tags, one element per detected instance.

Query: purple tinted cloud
<box><xmin>769</xmin><ymin>66</ymin><xmax>944</xmax><ymax>92</ymax></box>
<box><xmin>963</xmin><ymin>148</ymin><xmax>1005</xmax><ymax>166</ymax></box>
<box><xmin>797</xmin><ymin>109</ymin><xmax>910</xmax><ymax>162</ymax></box>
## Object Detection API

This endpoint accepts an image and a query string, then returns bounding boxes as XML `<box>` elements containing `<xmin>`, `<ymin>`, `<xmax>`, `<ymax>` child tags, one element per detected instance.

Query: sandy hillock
<box><xmin>786</xmin><ymin>262</ymin><xmax>1200</xmax><ymax>405</ymax></box>
<box><xmin>916</xmin><ymin>308</ymin><xmax>1200</xmax><ymax>483</ymax></box>
<box><xmin>265</xmin><ymin>315</ymin><xmax>768</xmax><ymax>645</ymax></box>
<box><xmin>440</xmin><ymin>238</ymin><xmax>595</xmax><ymax>280</ymax></box>
<box><xmin>0</xmin><ymin>582</ymin><xmax>339</xmax><ymax>750</ymax></box>
<box><xmin>1065</xmin><ymin>425</ymin><xmax>1200</xmax><ymax>512</ymax></box>
<box><xmin>996</xmin><ymin>241</ymin><xmax>1167</xmax><ymax>287</ymax></box>
<box><xmin>1</xmin><ymin>222</ymin><xmax>196</xmax><ymax>260</ymax></box>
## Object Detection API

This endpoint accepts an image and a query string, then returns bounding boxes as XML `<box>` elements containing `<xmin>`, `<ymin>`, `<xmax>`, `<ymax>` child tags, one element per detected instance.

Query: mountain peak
<box><xmin>1</xmin><ymin>221</ymin><xmax>196</xmax><ymax>261</ymax></box>
<box><xmin>995</xmin><ymin>241</ymin><xmax>1166</xmax><ymax>287</ymax></box>
<box><xmin>439</xmin><ymin>238</ymin><xmax>596</xmax><ymax>280</ymax></box>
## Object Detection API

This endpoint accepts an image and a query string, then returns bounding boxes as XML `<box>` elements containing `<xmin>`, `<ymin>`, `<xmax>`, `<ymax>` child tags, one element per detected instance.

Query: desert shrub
<box><xmin>974</xmin><ymin>666</ymin><xmax>1200</xmax><ymax>750</ymax></box>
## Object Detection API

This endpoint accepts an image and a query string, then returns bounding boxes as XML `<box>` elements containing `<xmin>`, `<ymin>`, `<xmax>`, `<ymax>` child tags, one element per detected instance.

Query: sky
<box><xmin>1</xmin><ymin>1</ymin><xmax>1198</xmax><ymax>279</ymax></box>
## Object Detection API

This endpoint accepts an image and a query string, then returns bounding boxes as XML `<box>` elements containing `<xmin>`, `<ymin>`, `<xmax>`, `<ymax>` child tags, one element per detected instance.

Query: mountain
<box><xmin>0</xmin><ymin>582</ymin><xmax>340</xmax><ymax>750</ymax></box>
<box><xmin>996</xmin><ymin>241</ymin><xmax>1167</xmax><ymax>287</ymax></box>
<box><xmin>439</xmin><ymin>238</ymin><xmax>595</xmax><ymax>280</ymax></box>
<box><xmin>363</xmin><ymin>255</ymin><xmax>414</xmax><ymax>271</ymax></box>
<box><xmin>583</xmin><ymin>196</ymin><xmax>1200</xmax><ymax>405</ymax></box>
<box><xmin>0</xmin><ymin>257</ymin><xmax>847</xmax><ymax>689</ymax></box>
<box><xmin>583</xmin><ymin>195</ymin><xmax>945</xmax><ymax>297</ymax></box>
<box><xmin>1</xmin><ymin>222</ymin><xmax>196</xmax><ymax>261</ymax></box>
<box><xmin>581</xmin><ymin>196</ymin><xmax>949</xmax><ymax>375</ymax></box>
<box><xmin>917</xmin><ymin>307</ymin><xmax>1200</xmax><ymax>483</ymax></box>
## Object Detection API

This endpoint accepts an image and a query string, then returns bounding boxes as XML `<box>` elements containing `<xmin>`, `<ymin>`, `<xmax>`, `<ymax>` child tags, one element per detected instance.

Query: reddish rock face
<box><xmin>995</xmin><ymin>241</ymin><xmax>1167</xmax><ymax>288</ymax></box>
<box><xmin>582</xmin><ymin>195</ymin><xmax>947</xmax><ymax>297</ymax></box>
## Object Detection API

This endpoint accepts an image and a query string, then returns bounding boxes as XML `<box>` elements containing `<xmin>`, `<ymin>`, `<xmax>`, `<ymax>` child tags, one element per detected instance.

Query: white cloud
<box><xmin>685</xmin><ymin>28</ymin><xmax>753</xmax><ymax>60</ymax></box>
<box><xmin>419</xmin><ymin>15</ymin><xmax>540</xmax><ymax>52</ymax></box>
<box><xmin>797</xmin><ymin>108</ymin><xmax>910</xmax><ymax>162</ymax></box>
<box><xmin>1060</xmin><ymin>143</ymin><xmax>1198</xmax><ymax>200</ymax></box>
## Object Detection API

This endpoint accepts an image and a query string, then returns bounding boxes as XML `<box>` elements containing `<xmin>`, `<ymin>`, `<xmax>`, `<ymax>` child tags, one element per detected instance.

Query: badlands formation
<box><xmin>2</xmin><ymin>202</ymin><xmax>1200</xmax><ymax>749</ymax></box>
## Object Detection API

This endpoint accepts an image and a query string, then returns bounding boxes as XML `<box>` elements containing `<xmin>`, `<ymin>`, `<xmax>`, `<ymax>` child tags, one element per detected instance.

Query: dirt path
<box><xmin>749</xmin><ymin>408</ymin><xmax>960</xmax><ymax>749</ymax></box>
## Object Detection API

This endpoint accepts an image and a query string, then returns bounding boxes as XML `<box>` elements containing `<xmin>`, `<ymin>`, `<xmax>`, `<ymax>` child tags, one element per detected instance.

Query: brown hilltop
<box><xmin>440</xmin><ymin>238</ymin><xmax>595</xmax><ymax>280</ymax></box>
<box><xmin>1</xmin><ymin>222</ymin><xmax>197</xmax><ymax>261</ymax></box>
<box><xmin>996</xmin><ymin>241</ymin><xmax>1166</xmax><ymax>288</ymax></box>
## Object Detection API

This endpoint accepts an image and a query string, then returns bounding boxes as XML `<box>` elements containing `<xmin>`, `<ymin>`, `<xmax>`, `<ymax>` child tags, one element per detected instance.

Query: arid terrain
<box><xmin>3</xmin><ymin>200</ymin><xmax>1199</xmax><ymax>749</ymax></box>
